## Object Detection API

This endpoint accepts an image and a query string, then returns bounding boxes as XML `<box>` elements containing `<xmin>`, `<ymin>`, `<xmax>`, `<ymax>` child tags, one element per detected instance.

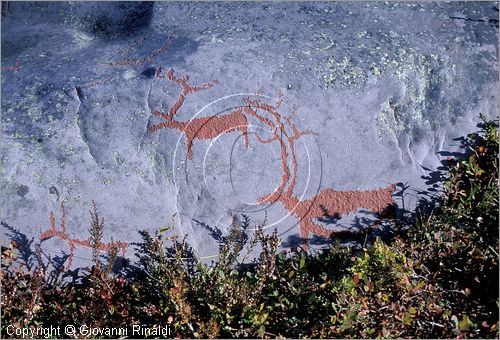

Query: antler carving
<box><xmin>147</xmin><ymin>67</ymin><xmax>396</xmax><ymax>246</ymax></box>
<box><xmin>244</xmin><ymin>96</ymin><xmax>396</xmax><ymax>246</ymax></box>
<box><xmin>39</xmin><ymin>202</ymin><xmax>127</xmax><ymax>270</ymax></box>
<box><xmin>148</xmin><ymin>68</ymin><xmax>250</xmax><ymax>159</ymax></box>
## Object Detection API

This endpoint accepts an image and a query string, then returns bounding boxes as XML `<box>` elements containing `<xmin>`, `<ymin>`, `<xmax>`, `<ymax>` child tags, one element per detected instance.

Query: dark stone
<box><xmin>17</xmin><ymin>185</ymin><xmax>29</xmax><ymax>197</ymax></box>
<box><xmin>141</xmin><ymin>67</ymin><xmax>156</xmax><ymax>78</ymax></box>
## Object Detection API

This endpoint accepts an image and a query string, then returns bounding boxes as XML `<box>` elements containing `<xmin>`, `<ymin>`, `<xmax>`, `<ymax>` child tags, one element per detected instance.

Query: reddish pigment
<box><xmin>39</xmin><ymin>203</ymin><xmax>127</xmax><ymax>270</ymax></box>
<box><xmin>1</xmin><ymin>61</ymin><xmax>20</xmax><ymax>72</ymax></box>
<box><xmin>110</xmin><ymin>37</ymin><xmax>171</xmax><ymax>66</ymax></box>
<box><xmin>149</xmin><ymin>68</ymin><xmax>249</xmax><ymax>159</ymax></box>
<box><xmin>244</xmin><ymin>97</ymin><xmax>396</xmax><ymax>245</ymax></box>
<box><xmin>150</xmin><ymin>68</ymin><xmax>396</xmax><ymax>246</ymax></box>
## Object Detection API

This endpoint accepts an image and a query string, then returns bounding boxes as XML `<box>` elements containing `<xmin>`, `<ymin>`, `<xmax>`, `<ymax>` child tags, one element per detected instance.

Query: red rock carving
<box><xmin>110</xmin><ymin>37</ymin><xmax>171</xmax><ymax>66</ymax></box>
<box><xmin>148</xmin><ymin>69</ymin><xmax>396</xmax><ymax>244</ymax></box>
<box><xmin>148</xmin><ymin>68</ymin><xmax>250</xmax><ymax>159</ymax></box>
<box><xmin>78</xmin><ymin>38</ymin><xmax>171</xmax><ymax>89</ymax></box>
<box><xmin>149</xmin><ymin>69</ymin><xmax>396</xmax><ymax>245</ymax></box>
<box><xmin>1</xmin><ymin>61</ymin><xmax>20</xmax><ymax>72</ymax></box>
<box><xmin>39</xmin><ymin>202</ymin><xmax>127</xmax><ymax>270</ymax></box>
<box><xmin>243</xmin><ymin>97</ymin><xmax>396</xmax><ymax>244</ymax></box>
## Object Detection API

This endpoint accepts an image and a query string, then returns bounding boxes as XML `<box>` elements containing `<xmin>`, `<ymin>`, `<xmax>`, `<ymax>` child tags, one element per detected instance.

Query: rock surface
<box><xmin>1</xmin><ymin>2</ymin><xmax>498</xmax><ymax>267</ymax></box>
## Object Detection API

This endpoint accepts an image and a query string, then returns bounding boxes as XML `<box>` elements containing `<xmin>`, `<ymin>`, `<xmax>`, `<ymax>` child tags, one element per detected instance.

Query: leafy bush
<box><xmin>1</xmin><ymin>116</ymin><xmax>498</xmax><ymax>338</ymax></box>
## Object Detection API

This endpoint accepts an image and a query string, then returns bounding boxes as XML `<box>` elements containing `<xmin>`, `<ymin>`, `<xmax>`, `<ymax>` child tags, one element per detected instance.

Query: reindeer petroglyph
<box><xmin>148</xmin><ymin>68</ymin><xmax>250</xmax><ymax>159</ymax></box>
<box><xmin>241</xmin><ymin>96</ymin><xmax>396</xmax><ymax>245</ymax></box>
<box><xmin>39</xmin><ymin>202</ymin><xmax>127</xmax><ymax>270</ymax></box>
<box><xmin>148</xmin><ymin>69</ymin><xmax>396</xmax><ymax>245</ymax></box>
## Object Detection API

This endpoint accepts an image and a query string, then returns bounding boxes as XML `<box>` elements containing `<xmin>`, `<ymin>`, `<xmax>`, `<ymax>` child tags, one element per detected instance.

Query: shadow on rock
<box><xmin>2</xmin><ymin>221</ymin><xmax>36</xmax><ymax>271</ymax></box>
<box><xmin>65</xmin><ymin>2</ymin><xmax>155</xmax><ymax>39</ymax></box>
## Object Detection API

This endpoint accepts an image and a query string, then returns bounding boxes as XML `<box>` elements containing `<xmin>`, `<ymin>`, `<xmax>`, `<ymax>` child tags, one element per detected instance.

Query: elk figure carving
<box><xmin>39</xmin><ymin>202</ymin><xmax>127</xmax><ymax>270</ymax></box>
<box><xmin>148</xmin><ymin>68</ymin><xmax>250</xmax><ymax>159</ymax></box>
<box><xmin>148</xmin><ymin>68</ymin><xmax>396</xmax><ymax>245</ymax></box>
<box><xmin>244</xmin><ymin>97</ymin><xmax>396</xmax><ymax>245</ymax></box>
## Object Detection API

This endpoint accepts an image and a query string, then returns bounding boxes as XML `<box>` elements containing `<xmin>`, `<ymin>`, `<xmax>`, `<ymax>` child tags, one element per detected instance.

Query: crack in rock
<box><xmin>73</xmin><ymin>85</ymin><xmax>98</xmax><ymax>164</ymax></box>
<box><xmin>136</xmin><ymin>81</ymin><xmax>153</xmax><ymax>156</ymax></box>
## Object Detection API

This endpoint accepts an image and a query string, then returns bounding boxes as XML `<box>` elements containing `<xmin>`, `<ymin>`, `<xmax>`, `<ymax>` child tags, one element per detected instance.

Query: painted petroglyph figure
<box><xmin>243</xmin><ymin>97</ymin><xmax>396</xmax><ymax>245</ymax></box>
<box><xmin>1</xmin><ymin>60</ymin><xmax>20</xmax><ymax>72</ymax></box>
<box><xmin>148</xmin><ymin>69</ymin><xmax>397</xmax><ymax>245</ymax></box>
<box><xmin>149</xmin><ymin>68</ymin><xmax>250</xmax><ymax>159</ymax></box>
<box><xmin>78</xmin><ymin>37</ymin><xmax>171</xmax><ymax>89</ymax></box>
<box><xmin>35</xmin><ymin>57</ymin><xmax>396</xmax><ymax>258</ymax></box>
<box><xmin>39</xmin><ymin>202</ymin><xmax>127</xmax><ymax>270</ymax></box>
<box><xmin>110</xmin><ymin>37</ymin><xmax>171</xmax><ymax>67</ymax></box>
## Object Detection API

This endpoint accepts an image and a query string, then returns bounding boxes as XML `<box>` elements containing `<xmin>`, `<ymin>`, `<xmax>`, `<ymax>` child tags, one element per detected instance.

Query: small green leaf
<box><xmin>159</xmin><ymin>225</ymin><xmax>171</xmax><ymax>233</ymax></box>
<box><xmin>459</xmin><ymin>315</ymin><xmax>471</xmax><ymax>331</ymax></box>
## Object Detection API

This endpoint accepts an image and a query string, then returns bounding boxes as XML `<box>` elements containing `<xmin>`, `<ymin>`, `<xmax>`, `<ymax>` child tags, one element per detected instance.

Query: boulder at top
<box><xmin>1</xmin><ymin>2</ymin><xmax>498</xmax><ymax>268</ymax></box>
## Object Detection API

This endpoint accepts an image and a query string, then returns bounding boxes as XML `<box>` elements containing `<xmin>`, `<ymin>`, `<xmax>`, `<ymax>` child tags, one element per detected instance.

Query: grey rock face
<box><xmin>1</xmin><ymin>2</ymin><xmax>498</xmax><ymax>268</ymax></box>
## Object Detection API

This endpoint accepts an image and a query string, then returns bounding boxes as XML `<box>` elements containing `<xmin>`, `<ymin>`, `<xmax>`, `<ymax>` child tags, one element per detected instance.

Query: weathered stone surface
<box><xmin>1</xmin><ymin>2</ymin><xmax>498</xmax><ymax>267</ymax></box>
